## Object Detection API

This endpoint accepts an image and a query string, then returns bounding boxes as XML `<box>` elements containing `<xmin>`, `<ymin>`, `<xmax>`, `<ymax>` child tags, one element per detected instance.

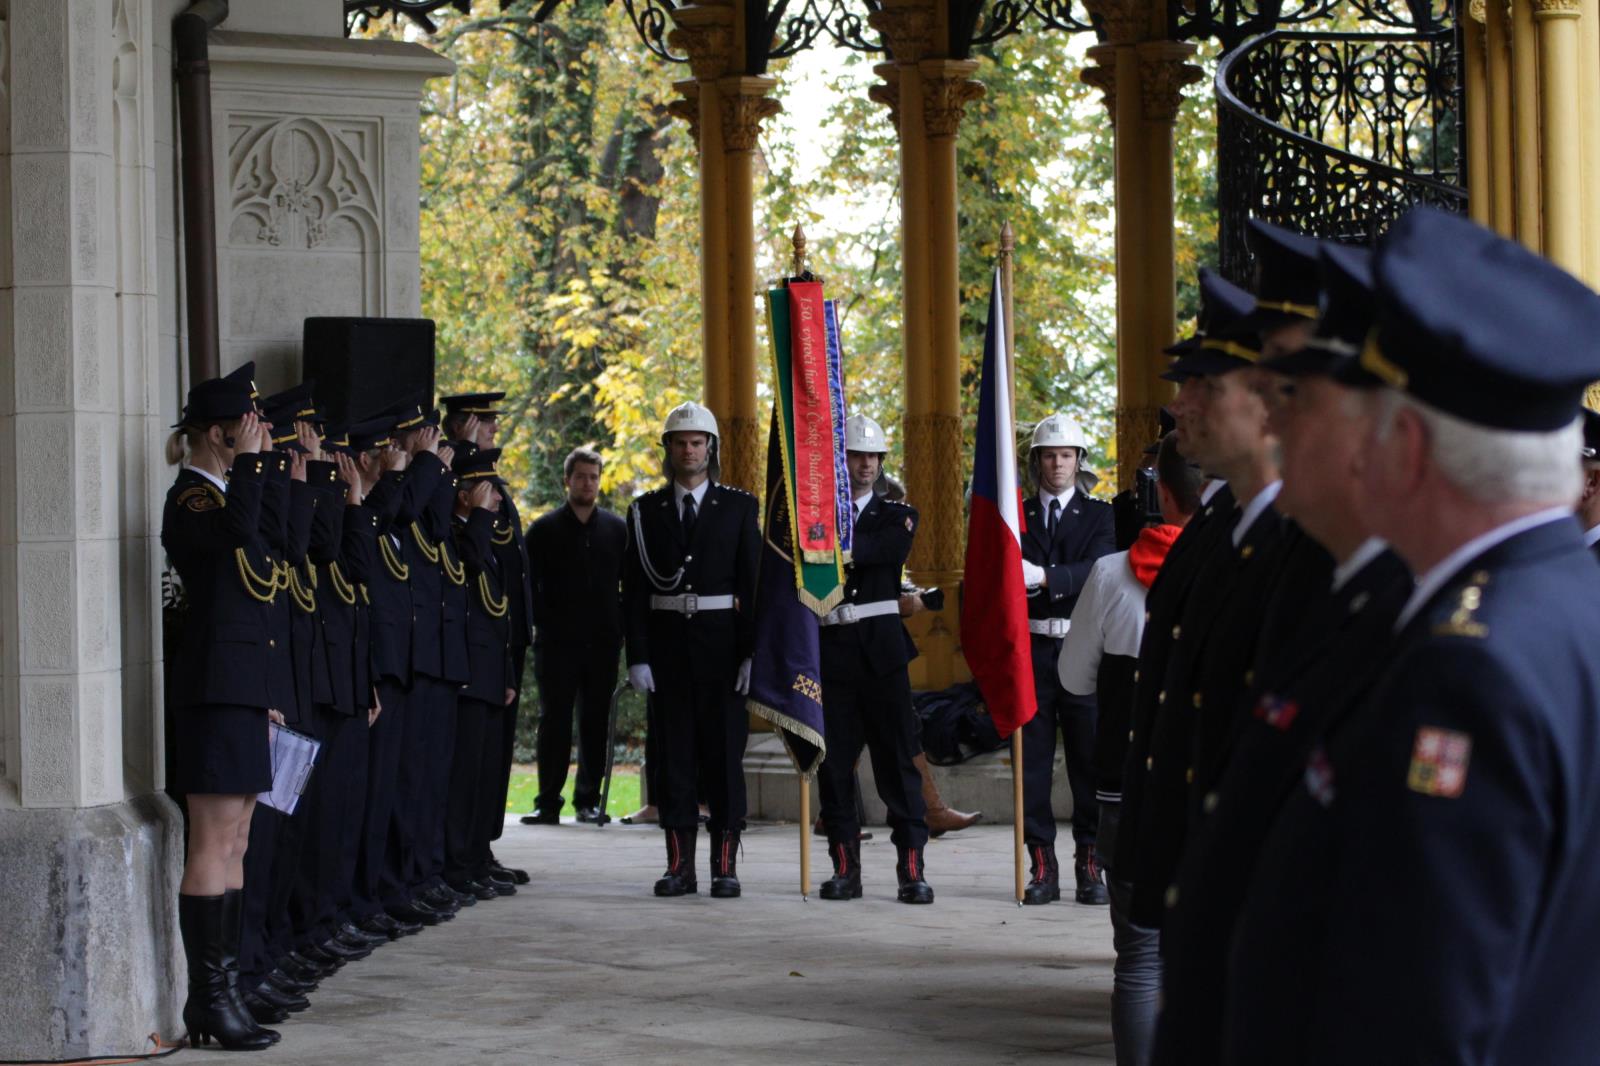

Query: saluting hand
<box><xmin>437</xmin><ymin>443</ymin><xmax>456</xmax><ymax>469</ymax></box>
<box><xmin>379</xmin><ymin>444</ymin><xmax>408</xmax><ymax>473</ymax></box>
<box><xmin>467</xmin><ymin>479</ymin><xmax>496</xmax><ymax>512</ymax></box>
<box><xmin>412</xmin><ymin>426</ymin><xmax>442</xmax><ymax>456</ymax></box>
<box><xmin>460</xmin><ymin>414</ymin><xmax>481</xmax><ymax>446</ymax></box>
<box><xmin>236</xmin><ymin>412</ymin><xmax>266</xmax><ymax>454</ymax></box>
<box><xmin>288</xmin><ymin>450</ymin><xmax>308</xmax><ymax>482</ymax></box>
<box><xmin>295</xmin><ymin>420</ymin><xmax>323</xmax><ymax>460</ymax></box>
<box><xmin>335</xmin><ymin>453</ymin><xmax>365</xmax><ymax>505</ymax></box>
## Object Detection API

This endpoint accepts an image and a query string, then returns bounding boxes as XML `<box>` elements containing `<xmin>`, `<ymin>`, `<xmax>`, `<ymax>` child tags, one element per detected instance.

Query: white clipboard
<box><xmin>258</xmin><ymin>723</ymin><xmax>321</xmax><ymax>815</ymax></box>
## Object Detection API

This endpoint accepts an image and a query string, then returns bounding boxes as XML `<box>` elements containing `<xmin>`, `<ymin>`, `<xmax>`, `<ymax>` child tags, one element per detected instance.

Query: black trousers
<box><xmin>238</xmin><ymin>803</ymin><xmax>285</xmax><ymax>986</ymax></box>
<box><xmin>817</xmin><ymin>664</ymin><xmax>928</xmax><ymax>852</ymax></box>
<box><xmin>445</xmin><ymin>696</ymin><xmax>504</xmax><ymax>885</ymax></box>
<box><xmin>534</xmin><ymin>642</ymin><xmax>620</xmax><ymax>811</ymax></box>
<box><xmin>397</xmin><ymin>674</ymin><xmax>458</xmax><ymax>892</ymax></box>
<box><xmin>355</xmin><ymin>679</ymin><xmax>408</xmax><ymax>916</ymax></box>
<box><xmin>490</xmin><ymin>645</ymin><xmax>527</xmax><ymax>842</ymax></box>
<box><xmin>288</xmin><ymin>707</ymin><xmax>367</xmax><ymax>948</ymax></box>
<box><xmin>1023</xmin><ymin>641</ymin><xmax>1100</xmax><ymax>849</ymax></box>
<box><xmin>654</xmin><ymin>673</ymin><xmax>747</xmax><ymax>834</ymax></box>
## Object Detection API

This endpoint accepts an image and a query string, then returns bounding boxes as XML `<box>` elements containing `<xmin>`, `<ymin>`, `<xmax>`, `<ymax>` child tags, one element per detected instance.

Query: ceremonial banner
<box><xmin>766</xmin><ymin>288</ymin><xmax>847</xmax><ymax>615</ymax></box>
<box><xmin>824</xmin><ymin>299</ymin><xmax>853</xmax><ymax>561</ymax></box>
<box><xmin>786</xmin><ymin>281</ymin><xmax>842</xmax><ymax>564</ymax></box>
<box><xmin>745</xmin><ymin>413</ymin><xmax>827</xmax><ymax>774</ymax></box>
<box><xmin>959</xmin><ymin>268</ymin><xmax>1038</xmax><ymax>737</ymax></box>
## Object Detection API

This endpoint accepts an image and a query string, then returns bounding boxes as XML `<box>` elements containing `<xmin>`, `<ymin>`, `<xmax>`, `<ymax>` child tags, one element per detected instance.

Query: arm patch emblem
<box><xmin>179</xmin><ymin>486</ymin><xmax>224</xmax><ymax>512</ymax></box>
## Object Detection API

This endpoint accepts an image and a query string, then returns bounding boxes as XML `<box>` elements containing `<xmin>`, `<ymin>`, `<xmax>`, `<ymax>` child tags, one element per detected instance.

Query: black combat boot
<box><xmin>819</xmin><ymin>838</ymin><xmax>863</xmax><ymax>901</ymax></box>
<box><xmin>178</xmin><ymin>894</ymin><xmax>276</xmax><ymax>1051</ymax></box>
<box><xmin>1023</xmin><ymin>843</ymin><xmax>1061</xmax><ymax>905</ymax></box>
<box><xmin>654</xmin><ymin>827</ymin><xmax>698</xmax><ymax>896</ymax></box>
<box><xmin>1074</xmin><ymin>844</ymin><xmax>1109</xmax><ymax>905</ymax></box>
<box><xmin>221</xmin><ymin>890</ymin><xmax>281</xmax><ymax>1042</ymax></box>
<box><xmin>710</xmin><ymin>829</ymin><xmax>742</xmax><ymax>898</ymax></box>
<box><xmin>895</xmin><ymin>846</ymin><xmax>935</xmax><ymax>905</ymax></box>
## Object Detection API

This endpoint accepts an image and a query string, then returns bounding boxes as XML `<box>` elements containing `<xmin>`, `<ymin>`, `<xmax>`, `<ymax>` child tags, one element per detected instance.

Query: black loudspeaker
<box><xmin>302</xmin><ymin>317</ymin><xmax>436</xmax><ymax>426</ymax></box>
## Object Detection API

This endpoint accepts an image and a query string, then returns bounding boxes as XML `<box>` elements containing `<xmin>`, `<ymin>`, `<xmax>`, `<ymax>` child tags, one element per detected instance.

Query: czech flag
<box><xmin>960</xmin><ymin>268</ymin><xmax>1037</xmax><ymax>737</ymax></box>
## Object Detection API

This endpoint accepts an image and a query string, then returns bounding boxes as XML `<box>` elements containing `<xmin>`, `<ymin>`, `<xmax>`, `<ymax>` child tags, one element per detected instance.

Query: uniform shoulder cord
<box><xmin>234</xmin><ymin>549</ymin><xmax>278</xmax><ymax>604</ymax></box>
<box><xmin>630</xmin><ymin>499</ymin><xmax>685</xmax><ymax>593</ymax></box>
<box><xmin>477</xmin><ymin>572</ymin><xmax>508</xmax><ymax>618</ymax></box>
<box><xmin>379</xmin><ymin>534</ymin><xmax>410</xmax><ymax>581</ymax></box>
<box><xmin>438</xmin><ymin>537</ymin><xmax>466</xmax><ymax>586</ymax></box>
<box><xmin>410</xmin><ymin>522</ymin><xmax>440</xmax><ymax>563</ymax></box>
<box><xmin>328</xmin><ymin>561</ymin><xmax>357</xmax><ymax>606</ymax></box>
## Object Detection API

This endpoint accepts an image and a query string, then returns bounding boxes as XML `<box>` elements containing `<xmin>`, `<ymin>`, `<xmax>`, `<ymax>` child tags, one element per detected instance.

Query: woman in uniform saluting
<box><xmin>161</xmin><ymin>366</ymin><xmax>281</xmax><ymax>1051</ymax></box>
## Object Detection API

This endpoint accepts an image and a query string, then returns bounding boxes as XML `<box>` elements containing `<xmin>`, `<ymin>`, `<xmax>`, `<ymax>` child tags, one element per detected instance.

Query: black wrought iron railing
<box><xmin>1216</xmin><ymin>28</ymin><xmax>1466</xmax><ymax>282</ymax></box>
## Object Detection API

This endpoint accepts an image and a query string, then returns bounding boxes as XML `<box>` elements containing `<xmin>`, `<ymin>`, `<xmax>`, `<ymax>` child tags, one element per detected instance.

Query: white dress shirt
<box><xmin>1585</xmin><ymin>523</ymin><xmax>1600</xmax><ymax>548</ymax></box>
<box><xmin>673</xmin><ymin>479</ymin><xmax>710</xmax><ymax>520</ymax></box>
<box><xmin>1231</xmin><ymin>480</ymin><xmax>1283</xmax><ymax>548</ymax></box>
<box><xmin>187</xmin><ymin>464</ymin><xmax>228</xmax><ymax>496</ymax></box>
<box><xmin>1331</xmin><ymin>537</ymin><xmax>1390</xmax><ymax>593</ymax></box>
<box><xmin>1394</xmin><ymin>507</ymin><xmax>1572</xmax><ymax>632</ymax></box>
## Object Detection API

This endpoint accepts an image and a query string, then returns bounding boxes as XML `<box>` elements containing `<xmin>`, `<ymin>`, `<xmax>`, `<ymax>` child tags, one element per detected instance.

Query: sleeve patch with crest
<box><xmin>1407</xmin><ymin>726</ymin><xmax>1472</xmax><ymax>798</ymax></box>
<box><xmin>179</xmin><ymin>486</ymin><xmax>223</xmax><ymax>513</ymax></box>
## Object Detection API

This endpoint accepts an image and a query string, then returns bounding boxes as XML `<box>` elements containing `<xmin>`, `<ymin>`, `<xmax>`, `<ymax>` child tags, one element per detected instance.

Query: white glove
<box><xmin>735</xmin><ymin>657</ymin><xmax>753</xmax><ymax>695</ymax></box>
<box><xmin>1021</xmin><ymin>560</ymin><xmax>1047</xmax><ymax>588</ymax></box>
<box><xmin>628</xmin><ymin>663</ymin><xmax>655</xmax><ymax>694</ymax></box>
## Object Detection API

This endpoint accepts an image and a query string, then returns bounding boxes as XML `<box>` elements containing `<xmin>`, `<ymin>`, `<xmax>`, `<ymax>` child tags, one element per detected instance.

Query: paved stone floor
<box><xmin>252</xmin><ymin>822</ymin><xmax>1115</xmax><ymax>1064</ymax></box>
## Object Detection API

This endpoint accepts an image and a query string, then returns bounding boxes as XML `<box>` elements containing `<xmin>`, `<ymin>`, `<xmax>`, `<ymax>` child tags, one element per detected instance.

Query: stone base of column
<box><xmin>0</xmin><ymin>793</ymin><xmax>185</xmax><ymax>1061</ymax></box>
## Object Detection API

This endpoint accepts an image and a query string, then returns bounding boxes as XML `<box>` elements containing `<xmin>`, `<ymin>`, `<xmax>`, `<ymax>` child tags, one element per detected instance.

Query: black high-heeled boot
<box><xmin>222</xmin><ymin>889</ymin><xmax>282</xmax><ymax>1042</ymax></box>
<box><xmin>179</xmin><ymin>894</ymin><xmax>276</xmax><ymax>1050</ymax></box>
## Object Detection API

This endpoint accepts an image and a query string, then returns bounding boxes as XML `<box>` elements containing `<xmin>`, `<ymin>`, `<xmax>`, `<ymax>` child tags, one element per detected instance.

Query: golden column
<box><xmin>1082</xmin><ymin>0</ymin><xmax>1198</xmax><ymax>492</ymax></box>
<box><xmin>1485</xmin><ymin>0</ymin><xmax>1517</xmax><ymax>236</ymax></box>
<box><xmin>1463</xmin><ymin>2</ymin><xmax>1494</xmax><ymax>227</ymax></box>
<box><xmin>1534</xmin><ymin>0</ymin><xmax>1584</xmax><ymax>272</ymax></box>
<box><xmin>1511</xmin><ymin>0</ymin><xmax>1544</xmax><ymax>248</ymax></box>
<box><xmin>668</xmin><ymin>1</ymin><xmax>779</xmax><ymax>493</ymax></box>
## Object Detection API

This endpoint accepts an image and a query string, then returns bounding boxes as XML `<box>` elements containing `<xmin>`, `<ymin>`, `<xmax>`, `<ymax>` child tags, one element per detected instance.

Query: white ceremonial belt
<box><xmin>650</xmin><ymin>593</ymin><xmax>734</xmax><ymax>616</ymax></box>
<box><xmin>1028</xmin><ymin>617</ymin><xmax>1071</xmax><ymax>638</ymax></box>
<box><xmin>820</xmin><ymin>600</ymin><xmax>901</xmax><ymax>627</ymax></box>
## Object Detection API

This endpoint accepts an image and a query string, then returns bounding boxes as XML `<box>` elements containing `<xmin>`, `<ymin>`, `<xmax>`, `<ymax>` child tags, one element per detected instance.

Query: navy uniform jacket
<box><xmin>257</xmin><ymin>455</ymin><xmax>305</xmax><ymax>722</ymax></box>
<box><xmin>303</xmin><ymin>462</ymin><xmax>345</xmax><ymax>712</ymax></box>
<box><xmin>342</xmin><ymin>503</ymin><xmax>379</xmax><ymax>712</ymax></box>
<box><xmin>1228</xmin><ymin>518</ymin><xmax>1600</xmax><ymax>1066</ymax></box>
<box><xmin>1153</xmin><ymin>545</ymin><xmax>1409</xmax><ymax>1066</ymax></box>
<box><xmin>363</xmin><ymin>469</ymin><xmax>417</xmax><ymax>686</ymax></box>
<box><xmin>528</xmin><ymin>503</ymin><xmax>627</xmax><ymax>652</ymax></box>
<box><xmin>623</xmin><ymin>482</ymin><xmax>760</xmax><ymax>685</ymax></box>
<box><xmin>398</xmin><ymin>453</ymin><xmax>449</xmax><ymax>681</ymax></box>
<box><xmin>454</xmin><ymin>508</ymin><xmax>513</xmax><ymax>704</ymax></box>
<box><xmin>496</xmin><ymin>490</ymin><xmax>533</xmax><ymax>651</ymax></box>
<box><xmin>161</xmin><ymin>455</ymin><xmax>271</xmax><ymax>709</ymax></box>
<box><xmin>427</xmin><ymin>466</ymin><xmax>471</xmax><ymax>687</ymax></box>
<box><xmin>1021</xmin><ymin>491</ymin><xmax>1116</xmax><ymax>683</ymax></box>
<box><xmin>821</xmin><ymin>495</ymin><xmax>918</xmax><ymax>681</ymax></box>
<box><xmin>312</xmin><ymin>490</ymin><xmax>377</xmax><ymax>717</ymax></box>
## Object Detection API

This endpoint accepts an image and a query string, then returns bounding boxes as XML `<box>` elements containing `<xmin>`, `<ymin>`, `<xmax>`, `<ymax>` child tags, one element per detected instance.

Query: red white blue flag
<box><xmin>960</xmin><ymin>268</ymin><xmax>1037</xmax><ymax>737</ymax></box>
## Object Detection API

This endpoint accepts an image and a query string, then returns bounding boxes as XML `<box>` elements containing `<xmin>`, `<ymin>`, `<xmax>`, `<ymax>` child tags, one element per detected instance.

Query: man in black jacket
<box><xmin>816</xmin><ymin>414</ymin><xmax>933</xmax><ymax>905</ymax></box>
<box><xmin>524</xmin><ymin>448</ymin><xmax>627</xmax><ymax>825</ymax></box>
<box><xmin>623</xmin><ymin>401</ymin><xmax>760</xmax><ymax>899</ymax></box>
<box><xmin>1018</xmin><ymin>413</ymin><xmax>1117</xmax><ymax>905</ymax></box>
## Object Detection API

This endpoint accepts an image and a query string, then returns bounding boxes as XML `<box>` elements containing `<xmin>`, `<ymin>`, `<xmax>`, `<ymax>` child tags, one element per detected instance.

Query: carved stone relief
<box><xmin>227</xmin><ymin>114</ymin><xmax>381</xmax><ymax>252</ymax></box>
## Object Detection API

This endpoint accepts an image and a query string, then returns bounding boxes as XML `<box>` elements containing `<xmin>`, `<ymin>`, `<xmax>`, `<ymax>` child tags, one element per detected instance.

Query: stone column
<box><xmin>1533</xmin><ymin>0</ymin><xmax>1585</xmax><ymax>273</ymax></box>
<box><xmin>1581</xmin><ymin>0</ymin><xmax>1600</xmax><ymax>282</ymax></box>
<box><xmin>1485</xmin><ymin>0</ymin><xmax>1517</xmax><ymax>236</ymax></box>
<box><xmin>1511</xmin><ymin>0</ymin><xmax>1544</xmax><ymax>249</ymax></box>
<box><xmin>719</xmin><ymin>75</ymin><xmax>780</xmax><ymax>492</ymax></box>
<box><xmin>1463</xmin><ymin>2</ymin><xmax>1494</xmax><ymax>228</ymax></box>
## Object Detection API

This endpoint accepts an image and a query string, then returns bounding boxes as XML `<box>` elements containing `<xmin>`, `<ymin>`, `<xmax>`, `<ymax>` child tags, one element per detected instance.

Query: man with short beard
<box><xmin>1229</xmin><ymin>206</ymin><xmax>1600</xmax><ymax>1066</ymax></box>
<box><xmin>623</xmin><ymin>402</ymin><xmax>759</xmax><ymax>898</ymax></box>
<box><xmin>1153</xmin><ymin>243</ymin><xmax>1411</xmax><ymax>1066</ymax></box>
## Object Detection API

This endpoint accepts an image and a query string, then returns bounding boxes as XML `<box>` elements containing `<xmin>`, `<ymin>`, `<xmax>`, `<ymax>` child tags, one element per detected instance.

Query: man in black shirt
<box><xmin>522</xmin><ymin>448</ymin><xmax>627</xmax><ymax>824</ymax></box>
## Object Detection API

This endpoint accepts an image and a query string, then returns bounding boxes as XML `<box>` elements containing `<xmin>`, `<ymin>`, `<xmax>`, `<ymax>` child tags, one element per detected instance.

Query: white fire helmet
<box><xmin>845</xmin><ymin>413</ymin><xmax>888</xmax><ymax>454</ymax></box>
<box><xmin>660</xmin><ymin>401</ymin><xmax>720</xmax><ymax>444</ymax></box>
<box><xmin>1031</xmin><ymin>414</ymin><xmax>1088</xmax><ymax>452</ymax></box>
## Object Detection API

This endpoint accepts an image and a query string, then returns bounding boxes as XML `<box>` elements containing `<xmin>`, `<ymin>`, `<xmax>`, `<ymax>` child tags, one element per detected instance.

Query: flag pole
<box><xmin>999</xmin><ymin>221</ymin><xmax>1025</xmax><ymax>906</ymax></box>
<box><xmin>792</xmin><ymin>222</ymin><xmax>813</xmax><ymax>903</ymax></box>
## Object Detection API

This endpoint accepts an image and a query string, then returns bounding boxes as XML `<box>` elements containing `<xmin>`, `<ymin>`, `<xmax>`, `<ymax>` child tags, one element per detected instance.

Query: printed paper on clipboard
<box><xmin>258</xmin><ymin>723</ymin><xmax>321</xmax><ymax>815</ymax></box>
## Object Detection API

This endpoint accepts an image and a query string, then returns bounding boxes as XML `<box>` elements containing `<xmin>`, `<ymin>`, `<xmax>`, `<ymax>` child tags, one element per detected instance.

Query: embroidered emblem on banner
<box><xmin>1253</xmin><ymin>693</ymin><xmax>1300</xmax><ymax>732</ymax></box>
<box><xmin>1304</xmin><ymin>745</ymin><xmax>1336</xmax><ymax>807</ymax></box>
<box><xmin>1406</xmin><ymin>726</ymin><xmax>1472</xmax><ymax>798</ymax></box>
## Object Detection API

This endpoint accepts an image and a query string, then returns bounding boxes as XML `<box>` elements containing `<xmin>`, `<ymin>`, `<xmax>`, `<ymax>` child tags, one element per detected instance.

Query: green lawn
<box><xmin>505</xmin><ymin>766</ymin><xmax>641</xmax><ymax>820</ymax></box>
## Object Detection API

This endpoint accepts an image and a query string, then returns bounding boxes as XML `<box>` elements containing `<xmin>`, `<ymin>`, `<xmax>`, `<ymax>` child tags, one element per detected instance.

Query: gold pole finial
<box><xmin>791</xmin><ymin>224</ymin><xmax>808</xmax><ymax>278</ymax></box>
<box><xmin>999</xmin><ymin>220</ymin><xmax>1015</xmax><ymax>255</ymax></box>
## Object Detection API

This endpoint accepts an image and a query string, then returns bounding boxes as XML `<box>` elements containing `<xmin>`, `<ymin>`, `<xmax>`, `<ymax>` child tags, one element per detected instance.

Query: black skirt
<box><xmin>170</xmin><ymin>703</ymin><xmax>273</xmax><ymax>795</ymax></box>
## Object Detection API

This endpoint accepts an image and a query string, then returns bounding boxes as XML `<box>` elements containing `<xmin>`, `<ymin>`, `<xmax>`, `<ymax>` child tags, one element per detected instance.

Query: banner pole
<box><xmin>800</xmin><ymin>774</ymin><xmax>812</xmax><ymax>900</ymax></box>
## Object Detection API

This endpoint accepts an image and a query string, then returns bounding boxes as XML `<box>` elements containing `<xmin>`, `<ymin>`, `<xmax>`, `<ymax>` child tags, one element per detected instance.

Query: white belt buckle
<box><xmin>836</xmin><ymin>604</ymin><xmax>857</xmax><ymax>625</ymax></box>
<box><xmin>1051</xmin><ymin>618</ymin><xmax>1070</xmax><ymax>638</ymax></box>
<box><xmin>682</xmin><ymin>593</ymin><xmax>699</xmax><ymax>616</ymax></box>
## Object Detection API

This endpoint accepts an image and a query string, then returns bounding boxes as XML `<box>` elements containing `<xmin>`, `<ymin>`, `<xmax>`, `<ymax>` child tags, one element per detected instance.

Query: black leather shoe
<box><xmin>283</xmin><ymin>949</ymin><xmax>336</xmax><ymax>979</ymax></box>
<box><xmin>319</xmin><ymin>936</ymin><xmax>372</xmax><ymax>962</ymax></box>
<box><xmin>710</xmin><ymin>829</ymin><xmax>741</xmax><ymax>899</ymax></box>
<box><xmin>454</xmin><ymin>879</ymin><xmax>499</xmax><ymax>901</ymax></box>
<box><xmin>895</xmin><ymin>847</ymin><xmax>935</xmax><ymax>905</ymax></box>
<box><xmin>361</xmin><ymin>913</ymin><xmax>418</xmax><ymax>939</ymax></box>
<box><xmin>333</xmin><ymin>928</ymin><xmax>379</xmax><ymax>951</ymax></box>
<box><xmin>241</xmin><ymin>989</ymin><xmax>289</xmax><ymax>1025</ymax></box>
<box><xmin>339</xmin><ymin>921</ymin><xmax>389</xmax><ymax>947</ymax></box>
<box><xmin>1074</xmin><ymin>845</ymin><xmax>1110</xmax><ymax>906</ymax></box>
<box><xmin>265</xmin><ymin>966</ymin><xmax>316</xmax><ymax>994</ymax></box>
<box><xmin>482</xmin><ymin>867</ymin><xmax>516</xmax><ymax>889</ymax></box>
<box><xmin>424</xmin><ymin>885</ymin><xmax>472</xmax><ymax>909</ymax></box>
<box><xmin>298</xmin><ymin>943</ymin><xmax>346</xmax><ymax>969</ymax></box>
<box><xmin>819</xmin><ymin>838</ymin><xmax>863</xmax><ymax>900</ymax></box>
<box><xmin>488</xmin><ymin>855</ymin><xmax>529</xmax><ymax>885</ymax></box>
<box><xmin>251</xmin><ymin>980</ymin><xmax>309</xmax><ymax>1014</ymax></box>
<box><xmin>654</xmin><ymin>827</ymin><xmax>698</xmax><ymax>897</ymax></box>
<box><xmin>411</xmin><ymin>897</ymin><xmax>456</xmax><ymax>922</ymax></box>
<box><xmin>386</xmin><ymin>902</ymin><xmax>441</xmax><ymax>927</ymax></box>
<box><xmin>1023</xmin><ymin>844</ymin><xmax>1062</xmax><ymax>905</ymax></box>
<box><xmin>519</xmin><ymin>806</ymin><xmax>560</xmax><ymax>825</ymax></box>
<box><xmin>486</xmin><ymin>877</ymin><xmax>516</xmax><ymax>897</ymax></box>
<box><xmin>575</xmin><ymin>806</ymin><xmax>612</xmax><ymax>825</ymax></box>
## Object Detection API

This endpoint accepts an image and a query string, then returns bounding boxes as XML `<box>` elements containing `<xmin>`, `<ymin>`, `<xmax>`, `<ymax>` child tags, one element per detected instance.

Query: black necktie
<box><xmin>1048</xmin><ymin>498</ymin><xmax>1061</xmax><ymax>539</ymax></box>
<box><xmin>682</xmin><ymin>493</ymin><xmax>698</xmax><ymax>540</ymax></box>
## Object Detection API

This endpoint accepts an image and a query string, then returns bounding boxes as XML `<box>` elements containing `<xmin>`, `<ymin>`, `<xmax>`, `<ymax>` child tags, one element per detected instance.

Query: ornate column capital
<box><xmin>1469</xmin><ymin>0</ymin><xmax>1487</xmax><ymax>19</ymax></box>
<box><xmin>1136</xmin><ymin>41</ymin><xmax>1202</xmax><ymax>122</ymax></box>
<box><xmin>668</xmin><ymin>79</ymin><xmax>701</xmax><ymax>141</ymax></box>
<box><xmin>870</xmin><ymin>61</ymin><xmax>901</xmax><ymax>128</ymax></box>
<box><xmin>1081</xmin><ymin>0</ymin><xmax>1145</xmax><ymax>45</ymax></box>
<box><xmin>668</xmin><ymin>2</ymin><xmax>737</xmax><ymax>82</ymax></box>
<box><xmin>1533</xmin><ymin>0</ymin><xmax>1580</xmax><ymax>17</ymax></box>
<box><xmin>869</xmin><ymin>0</ymin><xmax>935</xmax><ymax>64</ymax></box>
<box><xmin>919</xmin><ymin>58</ymin><xmax>984</xmax><ymax>138</ymax></box>
<box><xmin>718</xmin><ymin>75</ymin><xmax>782</xmax><ymax>151</ymax></box>
<box><xmin>1081</xmin><ymin>43</ymin><xmax>1119</xmax><ymax>120</ymax></box>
